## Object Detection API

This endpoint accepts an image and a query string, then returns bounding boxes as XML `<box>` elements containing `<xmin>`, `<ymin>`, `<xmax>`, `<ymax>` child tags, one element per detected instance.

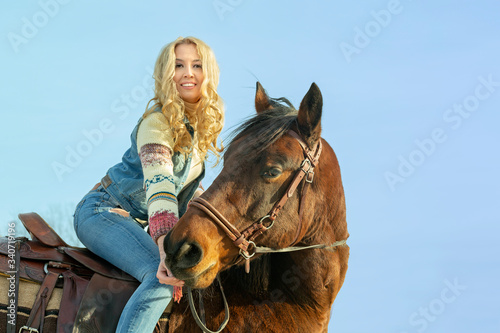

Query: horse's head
<box><xmin>164</xmin><ymin>82</ymin><xmax>347</xmax><ymax>289</ymax></box>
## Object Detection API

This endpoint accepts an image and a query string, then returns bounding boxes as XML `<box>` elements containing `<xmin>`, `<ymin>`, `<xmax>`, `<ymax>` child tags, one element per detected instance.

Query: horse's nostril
<box><xmin>175</xmin><ymin>241</ymin><xmax>203</xmax><ymax>269</ymax></box>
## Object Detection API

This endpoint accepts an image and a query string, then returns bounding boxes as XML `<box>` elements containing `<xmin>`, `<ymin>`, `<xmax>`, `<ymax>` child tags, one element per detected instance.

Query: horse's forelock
<box><xmin>224</xmin><ymin>105</ymin><xmax>298</xmax><ymax>161</ymax></box>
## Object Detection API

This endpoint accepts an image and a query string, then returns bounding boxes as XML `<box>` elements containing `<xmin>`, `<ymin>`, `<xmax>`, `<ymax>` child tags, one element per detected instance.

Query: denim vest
<box><xmin>104</xmin><ymin>111</ymin><xmax>205</xmax><ymax>221</ymax></box>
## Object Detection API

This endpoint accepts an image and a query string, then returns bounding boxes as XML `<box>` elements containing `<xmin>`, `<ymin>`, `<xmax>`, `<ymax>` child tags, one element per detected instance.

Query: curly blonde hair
<box><xmin>145</xmin><ymin>36</ymin><xmax>224</xmax><ymax>160</ymax></box>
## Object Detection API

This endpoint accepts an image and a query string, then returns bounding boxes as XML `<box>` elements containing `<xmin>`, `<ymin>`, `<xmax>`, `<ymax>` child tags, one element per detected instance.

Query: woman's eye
<box><xmin>175</xmin><ymin>63</ymin><xmax>183</xmax><ymax>68</ymax></box>
<box><xmin>262</xmin><ymin>167</ymin><xmax>282</xmax><ymax>179</ymax></box>
<box><xmin>194</xmin><ymin>64</ymin><xmax>202</xmax><ymax>69</ymax></box>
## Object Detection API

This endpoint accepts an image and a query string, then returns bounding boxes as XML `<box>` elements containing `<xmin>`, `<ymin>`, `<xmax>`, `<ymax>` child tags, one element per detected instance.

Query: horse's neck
<box><xmin>283</xmin><ymin>183</ymin><xmax>348</xmax><ymax>310</ymax></box>
<box><xmin>278</xmin><ymin>250</ymin><xmax>337</xmax><ymax>306</ymax></box>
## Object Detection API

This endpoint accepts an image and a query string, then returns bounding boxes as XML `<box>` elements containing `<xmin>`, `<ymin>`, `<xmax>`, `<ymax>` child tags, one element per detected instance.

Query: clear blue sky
<box><xmin>1</xmin><ymin>1</ymin><xmax>499</xmax><ymax>332</ymax></box>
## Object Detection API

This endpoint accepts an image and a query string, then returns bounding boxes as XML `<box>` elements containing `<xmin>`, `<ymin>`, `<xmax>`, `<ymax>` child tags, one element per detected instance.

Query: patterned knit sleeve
<box><xmin>137</xmin><ymin>112</ymin><xmax>179</xmax><ymax>243</ymax></box>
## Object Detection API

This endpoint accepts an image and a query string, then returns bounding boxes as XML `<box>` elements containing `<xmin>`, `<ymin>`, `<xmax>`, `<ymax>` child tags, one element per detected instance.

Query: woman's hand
<box><xmin>156</xmin><ymin>235</ymin><xmax>185</xmax><ymax>287</ymax></box>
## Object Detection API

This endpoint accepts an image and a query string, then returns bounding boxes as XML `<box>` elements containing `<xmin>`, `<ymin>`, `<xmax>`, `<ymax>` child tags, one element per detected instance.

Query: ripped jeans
<box><xmin>73</xmin><ymin>185</ymin><xmax>172</xmax><ymax>333</ymax></box>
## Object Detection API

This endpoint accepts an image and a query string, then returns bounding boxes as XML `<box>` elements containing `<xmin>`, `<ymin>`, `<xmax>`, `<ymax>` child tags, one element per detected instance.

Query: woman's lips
<box><xmin>180</xmin><ymin>83</ymin><xmax>196</xmax><ymax>89</ymax></box>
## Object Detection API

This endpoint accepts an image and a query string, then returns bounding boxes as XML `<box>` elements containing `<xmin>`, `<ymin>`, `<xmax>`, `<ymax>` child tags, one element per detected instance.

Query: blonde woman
<box><xmin>74</xmin><ymin>36</ymin><xmax>224</xmax><ymax>332</ymax></box>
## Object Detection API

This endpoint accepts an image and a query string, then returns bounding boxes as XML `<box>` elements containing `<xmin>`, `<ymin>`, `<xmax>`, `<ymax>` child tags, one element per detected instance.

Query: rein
<box><xmin>185</xmin><ymin>129</ymin><xmax>347</xmax><ymax>333</ymax></box>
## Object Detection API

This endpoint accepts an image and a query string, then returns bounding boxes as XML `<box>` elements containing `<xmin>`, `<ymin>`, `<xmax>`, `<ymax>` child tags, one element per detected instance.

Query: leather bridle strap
<box><xmin>288</xmin><ymin>130</ymin><xmax>322</xmax><ymax>167</ymax></box>
<box><xmin>189</xmin><ymin>198</ymin><xmax>258</xmax><ymax>258</ymax></box>
<box><xmin>267</xmin><ymin>131</ymin><xmax>322</xmax><ymax>222</ymax></box>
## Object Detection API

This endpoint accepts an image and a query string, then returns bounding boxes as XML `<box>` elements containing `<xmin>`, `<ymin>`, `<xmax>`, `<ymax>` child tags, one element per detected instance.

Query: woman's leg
<box><xmin>74</xmin><ymin>187</ymin><xmax>172</xmax><ymax>333</ymax></box>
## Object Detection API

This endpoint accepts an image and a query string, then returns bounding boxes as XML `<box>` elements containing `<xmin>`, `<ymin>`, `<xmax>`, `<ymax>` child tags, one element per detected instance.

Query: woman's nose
<box><xmin>184</xmin><ymin>67</ymin><xmax>194</xmax><ymax>78</ymax></box>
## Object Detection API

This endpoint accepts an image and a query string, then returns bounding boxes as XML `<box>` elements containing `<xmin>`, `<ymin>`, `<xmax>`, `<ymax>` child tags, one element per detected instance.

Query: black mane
<box><xmin>224</xmin><ymin>98</ymin><xmax>298</xmax><ymax>161</ymax></box>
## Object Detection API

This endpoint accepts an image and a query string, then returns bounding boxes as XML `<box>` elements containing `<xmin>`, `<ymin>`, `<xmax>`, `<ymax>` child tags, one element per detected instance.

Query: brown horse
<box><xmin>164</xmin><ymin>82</ymin><xmax>350</xmax><ymax>332</ymax></box>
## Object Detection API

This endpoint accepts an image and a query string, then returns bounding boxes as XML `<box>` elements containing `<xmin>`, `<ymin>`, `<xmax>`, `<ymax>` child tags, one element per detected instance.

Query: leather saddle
<box><xmin>0</xmin><ymin>213</ymin><xmax>140</xmax><ymax>333</ymax></box>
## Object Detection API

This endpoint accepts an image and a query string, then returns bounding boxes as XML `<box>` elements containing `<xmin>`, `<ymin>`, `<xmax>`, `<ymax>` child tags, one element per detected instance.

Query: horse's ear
<box><xmin>297</xmin><ymin>82</ymin><xmax>322</xmax><ymax>148</ymax></box>
<box><xmin>255</xmin><ymin>82</ymin><xmax>273</xmax><ymax>113</ymax></box>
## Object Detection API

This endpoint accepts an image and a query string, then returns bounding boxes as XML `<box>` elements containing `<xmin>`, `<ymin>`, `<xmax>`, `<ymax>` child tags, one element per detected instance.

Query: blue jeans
<box><xmin>74</xmin><ymin>185</ymin><xmax>172</xmax><ymax>333</ymax></box>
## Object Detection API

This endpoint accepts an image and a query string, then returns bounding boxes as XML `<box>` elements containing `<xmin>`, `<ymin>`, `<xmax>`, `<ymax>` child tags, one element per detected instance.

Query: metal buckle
<box><xmin>259</xmin><ymin>215</ymin><xmax>274</xmax><ymax>229</ymax></box>
<box><xmin>239</xmin><ymin>241</ymin><xmax>256</xmax><ymax>259</ymax></box>
<box><xmin>306</xmin><ymin>170</ymin><xmax>314</xmax><ymax>183</ymax></box>
<box><xmin>19</xmin><ymin>326</ymin><xmax>39</xmax><ymax>333</ymax></box>
<box><xmin>300</xmin><ymin>159</ymin><xmax>312</xmax><ymax>172</ymax></box>
<box><xmin>43</xmin><ymin>262</ymin><xmax>64</xmax><ymax>278</ymax></box>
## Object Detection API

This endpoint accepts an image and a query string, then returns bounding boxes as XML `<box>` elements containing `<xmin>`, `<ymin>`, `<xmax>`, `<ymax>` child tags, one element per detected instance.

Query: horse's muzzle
<box><xmin>163</xmin><ymin>233</ymin><xmax>204</xmax><ymax>279</ymax></box>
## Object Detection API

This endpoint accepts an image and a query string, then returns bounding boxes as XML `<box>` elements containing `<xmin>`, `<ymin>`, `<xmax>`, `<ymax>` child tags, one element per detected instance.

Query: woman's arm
<box><xmin>137</xmin><ymin>112</ymin><xmax>184</xmax><ymax>287</ymax></box>
<box><xmin>137</xmin><ymin>112</ymin><xmax>180</xmax><ymax>243</ymax></box>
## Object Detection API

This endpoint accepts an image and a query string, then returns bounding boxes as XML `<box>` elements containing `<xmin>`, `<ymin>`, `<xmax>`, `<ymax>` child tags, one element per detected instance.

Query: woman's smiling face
<box><xmin>173</xmin><ymin>43</ymin><xmax>204</xmax><ymax>103</ymax></box>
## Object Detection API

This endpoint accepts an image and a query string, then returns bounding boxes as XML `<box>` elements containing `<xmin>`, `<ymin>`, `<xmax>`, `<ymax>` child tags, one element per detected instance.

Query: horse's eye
<box><xmin>262</xmin><ymin>167</ymin><xmax>282</xmax><ymax>179</ymax></box>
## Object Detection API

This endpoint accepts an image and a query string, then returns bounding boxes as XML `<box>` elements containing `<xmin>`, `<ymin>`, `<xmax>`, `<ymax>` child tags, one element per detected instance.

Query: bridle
<box><xmin>189</xmin><ymin>129</ymin><xmax>324</xmax><ymax>273</ymax></box>
<box><xmin>186</xmin><ymin>129</ymin><xmax>347</xmax><ymax>333</ymax></box>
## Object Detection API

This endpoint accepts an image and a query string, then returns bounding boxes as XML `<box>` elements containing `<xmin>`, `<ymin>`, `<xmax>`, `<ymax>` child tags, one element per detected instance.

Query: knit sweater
<box><xmin>137</xmin><ymin>101</ymin><xmax>203</xmax><ymax>243</ymax></box>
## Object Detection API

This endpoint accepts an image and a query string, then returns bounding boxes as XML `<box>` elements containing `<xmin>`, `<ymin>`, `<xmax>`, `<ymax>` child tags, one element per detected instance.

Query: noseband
<box><xmin>189</xmin><ymin>129</ymin><xmax>328</xmax><ymax>273</ymax></box>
